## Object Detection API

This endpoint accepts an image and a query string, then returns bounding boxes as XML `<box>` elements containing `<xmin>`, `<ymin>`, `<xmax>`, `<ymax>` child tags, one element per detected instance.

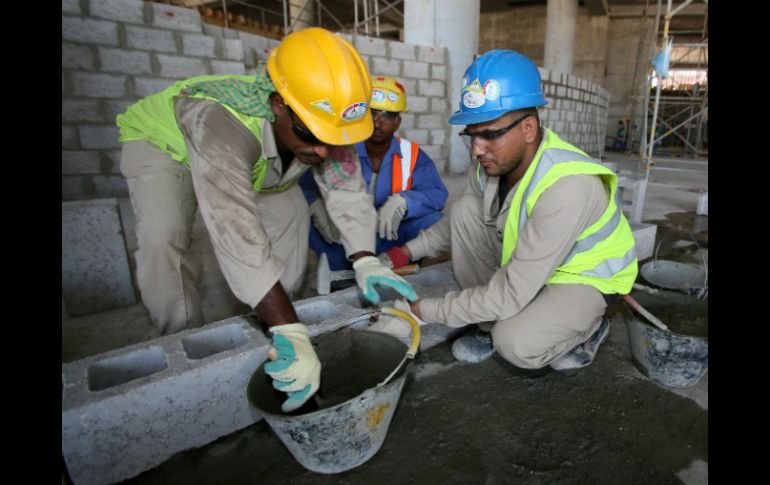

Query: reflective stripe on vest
<box><xmin>501</xmin><ymin>129</ymin><xmax>637</xmax><ymax>293</ymax></box>
<box><xmin>391</xmin><ymin>137</ymin><xmax>419</xmax><ymax>193</ymax></box>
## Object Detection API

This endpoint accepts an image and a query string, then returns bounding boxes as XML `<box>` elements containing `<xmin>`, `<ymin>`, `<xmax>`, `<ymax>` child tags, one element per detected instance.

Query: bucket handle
<box><xmin>374</xmin><ymin>307</ymin><xmax>422</xmax><ymax>387</ymax></box>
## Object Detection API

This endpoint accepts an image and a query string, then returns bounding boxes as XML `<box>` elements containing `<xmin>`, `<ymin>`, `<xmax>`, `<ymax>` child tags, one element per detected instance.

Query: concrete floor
<box><xmin>61</xmin><ymin>150</ymin><xmax>708</xmax><ymax>484</ymax></box>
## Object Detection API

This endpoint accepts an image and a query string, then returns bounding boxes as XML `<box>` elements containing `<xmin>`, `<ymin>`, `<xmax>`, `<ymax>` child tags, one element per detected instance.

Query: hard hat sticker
<box><xmin>371</xmin><ymin>89</ymin><xmax>386</xmax><ymax>103</ymax></box>
<box><xmin>483</xmin><ymin>80</ymin><xmax>500</xmax><ymax>100</ymax></box>
<box><xmin>311</xmin><ymin>98</ymin><xmax>336</xmax><ymax>116</ymax></box>
<box><xmin>387</xmin><ymin>92</ymin><xmax>399</xmax><ymax>103</ymax></box>
<box><xmin>341</xmin><ymin>102</ymin><xmax>368</xmax><ymax>121</ymax></box>
<box><xmin>462</xmin><ymin>79</ymin><xmax>485</xmax><ymax>109</ymax></box>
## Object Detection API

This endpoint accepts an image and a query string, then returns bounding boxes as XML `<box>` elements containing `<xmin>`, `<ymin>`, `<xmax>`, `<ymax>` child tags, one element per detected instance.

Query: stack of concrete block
<box><xmin>62</xmin><ymin>262</ymin><xmax>461</xmax><ymax>485</ymax></box>
<box><xmin>62</xmin><ymin>0</ymin><xmax>246</xmax><ymax>201</ymax></box>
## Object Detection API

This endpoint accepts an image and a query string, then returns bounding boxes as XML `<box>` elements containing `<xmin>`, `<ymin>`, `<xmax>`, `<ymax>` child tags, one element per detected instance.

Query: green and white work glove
<box><xmin>309</xmin><ymin>199</ymin><xmax>340</xmax><ymax>244</ymax></box>
<box><xmin>352</xmin><ymin>255</ymin><xmax>418</xmax><ymax>304</ymax></box>
<box><xmin>264</xmin><ymin>323</ymin><xmax>321</xmax><ymax>413</ymax></box>
<box><xmin>377</xmin><ymin>194</ymin><xmax>407</xmax><ymax>241</ymax></box>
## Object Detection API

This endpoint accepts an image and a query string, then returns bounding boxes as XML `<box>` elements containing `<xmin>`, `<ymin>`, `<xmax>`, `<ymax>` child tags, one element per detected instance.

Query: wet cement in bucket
<box><xmin>623</xmin><ymin>290</ymin><xmax>708</xmax><ymax>388</ymax></box>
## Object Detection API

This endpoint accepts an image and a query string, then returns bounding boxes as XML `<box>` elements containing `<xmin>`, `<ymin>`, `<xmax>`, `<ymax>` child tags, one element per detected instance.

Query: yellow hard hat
<box><xmin>370</xmin><ymin>75</ymin><xmax>408</xmax><ymax>113</ymax></box>
<box><xmin>267</xmin><ymin>28</ymin><xmax>373</xmax><ymax>146</ymax></box>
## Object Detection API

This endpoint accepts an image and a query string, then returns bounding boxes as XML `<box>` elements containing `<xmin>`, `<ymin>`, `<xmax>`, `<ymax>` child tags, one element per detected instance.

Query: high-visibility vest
<box><xmin>499</xmin><ymin>129</ymin><xmax>638</xmax><ymax>295</ymax></box>
<box><xmin>391</xmin><ymin>137</ymin><xmax>419</xmax><ymax>193</ymax></box>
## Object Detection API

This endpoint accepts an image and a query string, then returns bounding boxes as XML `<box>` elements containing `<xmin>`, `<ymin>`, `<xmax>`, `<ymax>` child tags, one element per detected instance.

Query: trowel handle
<box><xmin>393</xmin><ymin>264</ymin><xmax>419</xmax><ymax>276</ymax></box>
<box><xmin>381</xmin><ymin>307</ymin><xmax>421</xmax><ymax>358</ymax></box>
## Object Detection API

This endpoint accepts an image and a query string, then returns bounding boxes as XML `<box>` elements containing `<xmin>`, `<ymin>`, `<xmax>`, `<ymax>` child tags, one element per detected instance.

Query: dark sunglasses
<box><xmin>371</xmin><ymin>109</ymin><xmax>400</xmax><ymax>123</ymax></box>
<box><xmin>287</xmin><ymin>107</ymin><xmax>325</xmax><ymax>146</ymax></box>
<box><xmin>459</xmin><ymin>113</ymin><xmax>533</xmax><ymax>145</ymax></box>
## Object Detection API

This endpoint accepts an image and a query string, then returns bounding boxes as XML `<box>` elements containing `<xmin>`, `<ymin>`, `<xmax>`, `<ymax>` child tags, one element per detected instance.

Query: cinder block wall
<box><xmin>62</xmin><ymin>0</ymin><xmax>452</xmax><ymax>202</ymax></box>
<box><xmin>539</xmin><ymin>68</ymin><xmax>610</xmax><ymax>159</ymax></box>
<box><xmin>62</xmin><ymin>0</ymin><xmax>248</xmax><ymax>201</ymax></box>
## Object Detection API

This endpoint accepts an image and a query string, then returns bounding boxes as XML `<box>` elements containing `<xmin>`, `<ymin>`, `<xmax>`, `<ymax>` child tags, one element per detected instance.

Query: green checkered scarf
<box><xmin>181</xmin><ymin>64</ymin><xmax>276</xmax><ymax>122</ymax></box>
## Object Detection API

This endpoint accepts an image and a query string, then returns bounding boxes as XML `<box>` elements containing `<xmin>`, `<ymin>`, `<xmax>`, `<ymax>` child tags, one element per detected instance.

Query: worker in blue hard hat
<box><xmin>380</xmin><ymin>49</ymin><xmax>638</xmax><ymax>371</ymax></box>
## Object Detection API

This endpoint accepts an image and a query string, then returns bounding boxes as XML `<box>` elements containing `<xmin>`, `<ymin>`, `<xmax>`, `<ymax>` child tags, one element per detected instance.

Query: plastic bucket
<box><xmin>248</xmin><ymin>312</ymin><xmax>419</xmax><ymax>474</ymax></box>
<box><xmin>640</xmin><ymin>260</ymin><xmax>707</xmax><ymax>298</ymax></box>
<box><xmin>624</xmin><ymin>290</ymin><xmax>708</xmax><ymax>388</ymax></box>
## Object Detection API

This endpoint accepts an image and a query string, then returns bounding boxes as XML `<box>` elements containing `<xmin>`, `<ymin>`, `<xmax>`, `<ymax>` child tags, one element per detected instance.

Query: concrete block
<box><xmin>431</xmin><ymin>64</ymin><xmax>446</xmax><ymax>81</ymax></box>
<box><xmin>402</xmin><ymin>61</ymin><xmax>429</xmax><ymax>79</ymax></box>
<box><xmin>73</xmin><ymin>72</ymin><xmax>127</xmax><ymax>98</ymax></box>
<box><xmin>696</xmin><ymin>192</ymin><xmax>708</xmax><ymax>216</ymax></box>
<box><xmin>430</xmin><ymin>129</ymin><xmax>446</xmax><ymax>146</ymax></box>
<box><xmin>372</xmin><ymin>57</ymin><xmax>401</xmax><ymax>77</ymax></box>
<box><xmin>61</xmin><ymin>262</ymin><xmax>461</xmax><ymax>484</ymax></box>
<box><xmin>62</xmin><ymin>0</ymin><xmax>81</xmax><ymax>14</ymax></box>
<box><xmin>399</xmin><ymin>78</ymin><xmax>416</xmax><ymax>97</ymax></box>
<box><xmin>430</xmin><ymin>97</ymin><xmax>447</xmax><ymax>113</ymax></box>
<box><xmin>63</xmin><ymin>43</ymin><xmax>96</xmax><ymax>71</ymax></box>
<box><xmin>63</xmin><ymin>125</ymin><xmax>78</xmax><ymax>149</ymax></box>
<box><xmin>407</xmin><ymin>95</ymin><xmax>428</xmax><ymax>113</ymax></box>
<box><xmin>420</xmin><ymin>144</ymin><xmax>443</xmax><ymax>163</ymax></box>
<box><xmin>417</xmin><ymin>114</ymin><xmax>445</xmax><ymax>130</ymax></box>
<box><xmin>90</xmin><ymin>0</ymin><xmax>144</xmax><ymax>25</ymax></box>
<box><xmin>417</xmin><ymin>45</ymin><xmax>445</xmax><ymax>64</ymax></box>
<box><xmin>538</xmin><ymin>67</ymin><xmax>550</xmax><ymax>82</ymax></box>
<box><xmin>62</xmin><ymin>198</ymin><xmax>136</xmax><ymax>317</ymax></box>
<box><xmin>150</xmin><ymin>2</ymin><xmax>202</xmax><ymax>32</ymax></box>
<box><xmin>62</xmin><ymin>17</ymin><xmax>119</xmax><ymax>46</ymax></box>
<box><xmin>105</xmin><ymin>100</ymin><xmax>135</xmax><ymax>122</ymax></box>
<box><xmin>630</xmin><ymin>222</ymin><xmax>657</xmax><ymax>262</ymax></box>
<box><xmin>79</xmin><ymin>125</ymin><xmax>121</xmax><ymax>150</ymax></box>
<box><xmin>402</xmin><ymin>129</ymin><xmax>429</xmax><ymax>145</ymax></box>
<box><xmin>617</xmin><ymin>175</ymin><xmax>648</xmax><ymax>224</ymax></box>
<box><xmin>182</xmin><ymin>34</ymin><xmax>215</xmax><ymax>58</ymax></box>
<box><xmin>63</xmin><ymin>150</ymin><xmax>101</xmax><ymax>175</ymax></box>
<box><xmin>157</xmin><ymin>54</ymin><xmax>206</xmax><ymax>78</ymax></box>
<box><xmin>418</xmin><ymin>79</ymin><xmax>445</xmax><ymax>97</ymax></box>
<box><xmin>210</xmin><ymin>60</ymin><xmax>246</xmax><ymax>75</ymax></box>
<box><xmin>222</xmin><ymin>38</ymin><xmax>244</xmax><ymax>61</ymax></box>
<box><xmin>133</xmin><ymin>77</ymin><xmax>173</xmax><ymax>97</ymax></box>
<box><xmin>62</xmin><ymin>100</ymin><xmax>102</xmax><ymax>123</ymax></box>
<box><xmin>99</xmin><ymin>47</ymin><xmax>152</xmax><ymax>75</ymax></box>
<box><xmin>399</xmin><ymin>113</ymin><xmax>415</xmax><ymax>129</ymax></box>
<box><xmin>92</xmin><ymin>175</ymin><xmax>130</xmax><ymax>199</ymax></box>
<box><xmin>125</xmin><ymin>26</ymin><xmax>177</xmax><ymax>53</ymax></box>
<box><xmin>557</xmin><ymin>86</ymin><xmax>566</xmax><ymax>97</ymax></box>
<box><xmin>354</xmin><ymin>35</ymin><xmax>387</xmax><ymax>56</ymax></box>
<box><xmin>389</xmin><ymin>41</ymin><xmax>416</xmax><ymax>60</ymax></box>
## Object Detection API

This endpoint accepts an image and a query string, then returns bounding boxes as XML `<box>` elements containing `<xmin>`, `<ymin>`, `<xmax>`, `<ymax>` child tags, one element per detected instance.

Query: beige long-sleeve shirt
<box><xmin>406</xmin><ymin>135</ymin><xmax>609</xmax><ymax>326</ymax></box>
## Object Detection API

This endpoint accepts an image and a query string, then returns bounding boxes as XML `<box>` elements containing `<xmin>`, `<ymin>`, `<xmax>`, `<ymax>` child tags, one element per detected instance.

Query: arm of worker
<box><xmin>416</xmin><ymin>175</ymin><xmax>609</xmax><ymax>326</ymax></box>
<box><xmin>312</xmin><ymin>145</ymin><xmax>416</xmax><ymax>303</ymax></box>
<box><xmin>175</xmin><ymin>98</ymin><xmax>318</xmax><ymax>412</ymax></box>
<box><xmin>393</xmin><ymin>149</ymin><xmax>449</xmax><ymax>219</ymax></box>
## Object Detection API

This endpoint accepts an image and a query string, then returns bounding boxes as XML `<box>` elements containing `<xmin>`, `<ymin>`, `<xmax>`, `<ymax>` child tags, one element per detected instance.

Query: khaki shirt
<box><xmin>406</xmin><ymin>134</ymin><xmax>609</xmax><ymax>326</ymax></box>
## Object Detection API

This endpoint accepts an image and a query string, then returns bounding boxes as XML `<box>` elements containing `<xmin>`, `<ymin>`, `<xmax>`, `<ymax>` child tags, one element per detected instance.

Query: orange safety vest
<box><xmin>391</xmin><ymin>137</ymin><xmax>419</xmax><ymax>193</ymax></box>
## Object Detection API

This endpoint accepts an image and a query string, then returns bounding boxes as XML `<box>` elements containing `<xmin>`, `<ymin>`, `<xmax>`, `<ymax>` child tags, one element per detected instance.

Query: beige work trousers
<box><xmin>120</xmin><ymin>140</ymin><xmax>308</xmax><ymax>335</ymax></box>
<box><xmin>449</xmin><ymin>194</ymin><xmax>607</xmax><ymax>369</ymax></box>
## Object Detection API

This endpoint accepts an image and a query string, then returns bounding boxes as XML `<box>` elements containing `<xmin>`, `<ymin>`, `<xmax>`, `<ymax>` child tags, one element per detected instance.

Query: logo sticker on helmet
<box><xmin>371</xmin><ymin>89</ymin><xmax>386</xmax><ymax>103</ymax></box>
<box><xmin>483</xmin><ymin>80</ymin><xmax>500</xmax><ymax>100</ymax></box>
<box><xmin>341</xmin><ymin>102</ymin><xmax>368</xmax><ymax>121</ymax></box>
<box><xmin>462</xmin><ymin>79</ymin><xmax>485</xmax><ymax>109</ymax></box>
<box><xmin>311</xmin><ymin>98</ymin><xmax>336</xmax><ymax>116</ymax></box>
<box><xmin>387</xmin><ymin>92</ymin><xmax>398</xmax><ymax>103</ymax></box>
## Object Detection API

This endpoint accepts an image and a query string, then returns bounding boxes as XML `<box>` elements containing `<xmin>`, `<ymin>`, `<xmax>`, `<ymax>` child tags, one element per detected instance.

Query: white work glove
<box><xmin>377</xmin><ymin>194</ymin><xmax>408</xmax><ymax>241</ymax></box>
<box><xmin>352</xmin><ymin>255</ymin><xmax>417</xmax><ymax>304</ymax></box>
<box><xmin>369</xmin><ymin>299</ymin><xmax>427</xmax><ymax>339</ymax></box>
<box><xmin>264</xmin><ymin>323</ymin><xmax>321</xmax><ymax>413</ymax></box>
<box><xmin>309</xmin><ymin>199</ymin><xmax>340</xmax><ymax>244</ymax></box>
<box><xmin>393</xmin><ymin>298</ymin><xmax>429</xmax><ymax>326</ymax></box>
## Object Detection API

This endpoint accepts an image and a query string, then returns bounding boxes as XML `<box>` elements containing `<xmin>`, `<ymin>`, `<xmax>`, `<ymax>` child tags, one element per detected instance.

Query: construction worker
<box><xmin>383</xmin><ymin>50</ymin><xmax>638</xmax><ymax>370</ymax></box>
<box><xmin>116</xmin><ymin>28</ymin><xmax>416</xmax><ymax>412</ymax></box>
<box><xmin>299</xmin><ymin>75</ymin><xmax>448</xmax><ymax>272</ymax></box>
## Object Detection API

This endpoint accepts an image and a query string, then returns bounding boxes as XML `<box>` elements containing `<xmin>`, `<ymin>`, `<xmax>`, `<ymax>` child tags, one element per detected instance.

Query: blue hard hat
<box><xmin>449</xmin><ymin>49</ymin><xmax>548</xmax><ymax>126</ymax></box>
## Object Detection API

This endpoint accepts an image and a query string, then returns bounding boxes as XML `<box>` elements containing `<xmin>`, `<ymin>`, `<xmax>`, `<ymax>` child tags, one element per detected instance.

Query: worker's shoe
<box><xmin>550</xmin><ymin>318</ymin><xmax>610</xmax><ymax>371</ymax></box>
<box><xmin>451</xmin><ymin>326</ymin><xmax>495</xmax><ymax>364</ymax></box>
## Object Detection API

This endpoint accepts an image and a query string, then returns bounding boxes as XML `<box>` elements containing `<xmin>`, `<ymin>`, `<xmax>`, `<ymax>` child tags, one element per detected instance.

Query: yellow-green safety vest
<box><xmin>499</xmin><ymin>128</ymin><xmax>638</xmax><ymax>294</ymax></box>
<box><xmin>116</xmin><ymin>75</ymin><xmax>298</xmax><ymax>193</ymax></box>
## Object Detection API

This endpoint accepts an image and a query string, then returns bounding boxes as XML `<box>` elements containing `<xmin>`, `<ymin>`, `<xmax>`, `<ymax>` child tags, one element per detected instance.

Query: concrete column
<box><xmin>404</xmin><ymin>0</ymin><xmax>479</xmax><ymax>174</ymax></box>
<box><xmin>289</xmin><ymin>0</ymin><xmax>314</xmax><ymax>32</ymax></box>
<box><xmin>544</xmin><ymin>0</ymin><xmax>577</xmax><ymax>75</ymax></box>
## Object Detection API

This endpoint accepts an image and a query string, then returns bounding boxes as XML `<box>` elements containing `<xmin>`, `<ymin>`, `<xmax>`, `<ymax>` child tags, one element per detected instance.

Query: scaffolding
<box><xmin>639</xmin><ymin>0</ymin><xmax>708</xmax><ymax>175</ymax></box>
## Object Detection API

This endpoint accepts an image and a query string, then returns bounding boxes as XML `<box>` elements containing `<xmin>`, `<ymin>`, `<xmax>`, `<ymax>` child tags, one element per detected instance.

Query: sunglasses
<box><xmin>459</xmin><ymin>113</ymin><xmax>533</xmax><ymax>149</ymax></box>
<box><xmin>371</xmin><ymin>109</ymin><xmax>400</xmax><ymax>123</ymax></box>
<box><xmin>287</xmin><ymin>107</ymin><xmax>325</xmax><ymax>146</ymax></box>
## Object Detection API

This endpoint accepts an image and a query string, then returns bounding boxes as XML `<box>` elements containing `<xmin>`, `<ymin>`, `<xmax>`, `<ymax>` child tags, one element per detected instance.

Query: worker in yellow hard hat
<box><xmin>116</xmin><ymin>28</ymin><xmax>417</xmax><ymax>413</ymax></box>
<box><xmin>299</xmin><ymin>75</ymin><xmax>448</xmax><ymax>274</ymax></box>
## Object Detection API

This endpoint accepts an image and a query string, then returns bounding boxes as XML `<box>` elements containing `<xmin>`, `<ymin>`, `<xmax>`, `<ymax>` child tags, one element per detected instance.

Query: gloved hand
<box><xmin>264</xmin><ymin>323</ymin><xmax>321</xmax><ymax>413</ymax></box>
<box><xmin>377</xmin><ymin>246</ymin><xmax>411</xmax><ymax>270</ymax></box>
<box><xmin>309</xmin><ymin>199</ymin><xmax>340</xmax><ymax>244</ymax></box>
<box><xmin>378</xmin><ymin>194</ymin><xmax>408</xmax><ymax>241</ymax></box>
<box><xmin>369</xmin><ymin>299</ymin><xmax>427</xmax><ymax>339</ymax></box>
<box><xmin>352</xmin><ymin>255</ymin><xmax>417</xmax><ymax>304</ymax></box>
<box><xmin>393</xmin><ymin>298</ymin><xmax>428</xmax><ymax>327</ymax></box>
